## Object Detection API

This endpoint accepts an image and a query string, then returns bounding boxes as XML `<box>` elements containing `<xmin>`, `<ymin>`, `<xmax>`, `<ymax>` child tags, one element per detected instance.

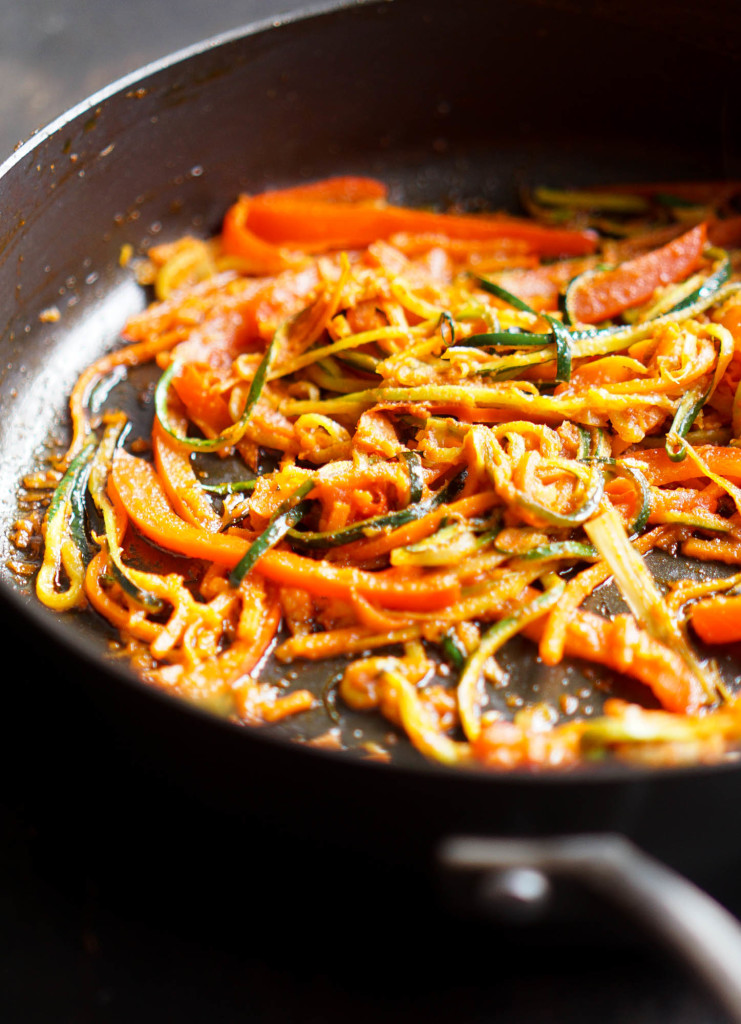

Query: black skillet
<box><xmin>2</xmin><ymin>0</ymin><xmax>741</xmax><ymax>1015</ymax></box>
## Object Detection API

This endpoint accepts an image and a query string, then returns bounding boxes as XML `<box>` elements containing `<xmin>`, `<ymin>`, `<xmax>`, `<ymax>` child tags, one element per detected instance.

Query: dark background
<box><xmin>0</xmin><ymin>2</ymin><xmax>734</xmax><ymax>1022</ymax></box>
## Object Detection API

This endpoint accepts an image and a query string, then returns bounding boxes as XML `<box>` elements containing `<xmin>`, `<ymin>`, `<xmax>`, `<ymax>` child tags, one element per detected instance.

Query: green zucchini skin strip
<box><xmin>440</xmin><ymin>628</ymin><xmax>467</xmax><ymax>670</ymax></box>
<box><xmin>334</xmin><ymin>350</ymin><xmax>380</xmax><ymax>373</ymax></box>
<box><xmin>462</xmin><ymin>330</ymin><xmax>552</xmax><ymax>349</ymax></box>
<box><xmin>580</xmin><ymin>457</ymin><xmax>651</xmax><ymax>537</ymax></box>
<box><xmin>87</xmin><ymin>419</ymin><xmax>164</xmax><ymax>612</ymax></box>
<box><xmin>228</xmin><ymin>479</ymin><xmax>314</xmax><ymax>587</ymax></box>
<box><xmin>610</xmin><ymin>462</ymin><xmax>651</xmax><ymax>537</ymax></box>
<box><xmin>481</xmin><ymin>358</ymin><xmax>551</xmax><ymax>381</ymax></box>
<box><xmin>548</xmin><ymin>315</ymin><xmax>573</xmax><ymax>384</ymax></box>
<box><xmin>322</xmin><ymin>671</ymin><xmax>343</xmax><ymax>724</ymax></box>
<box><xmin>46</xmin><ymin>439</ymin><xmax>97</xmax><ymax>556</ymax></box>
<box><xmin>469</xmin><ymin>276</ymin><xmax>535</xmax><ymax>316</ymax></box>
<box><xmin>576</xmin><ymin>426</ymin><xmax>610</xmax><ymax>462</ymax></box>
<box><xmin>463</xmin><ymin>261</ymin><xmax>736</xmax><ymax>388</ymax></box>
<box><xmin>45</xmin><ymin>441</ymin><xmax>97</xmax><ymax>532</ymax></box>
<box><xmin>664</xmin><ymin>305</ymin><xmax>732</xmax><ymax>462</ymax></box>
<box><xmin>488</xmin><ymin>442</ymin><xmax>604</xmax><ymax>528</ymax></box>
<box><xmin>470</xmin><ymin>275</ymin><xmax>572</xmax><ymax>382</ymax></box>
<box><xmin>666</xmin><ymin>248</ymin><xmax>731</xmax><ymax>314</ymax></box>
<box><xmin>565</xmin><ymin>247</ymin><xmax>730</xmax><ymax>327</ymax></box>
<box><xmin>581</xmin><ymin>714</ymin><xmax>698</xmax><ymax>748</ymax></box>
<box><xmin>68</xmin><ymin>449</ymin><xmax>96</xmax><ymax>564</ymax></box>
<box><xmin>36</xmin><ymin>440</ymin><xmax>98</xmax><ymax>609</ymax></box>
<box><xmin>154</xmin><ymin>332</ymin><xmax>276</xmax><ymax>453</ymax></box>
<box><xmin>563</xmin><ymin>265</ymin><xmax>602</xmax><ymax>327</ymax></box>
<box><xmin>665</xmin><ymin>382</ymin><xmax>712</xmax><ymax>462</ymax></box>
<box><xmin>570</xmin><ymin>280</ymin><xmax>741</xmax><ymax>351</ymax></box>
<box><xmin>438</xmin><ymin>311</ymin><xmax>456</xmax><ymax>346</ymax></box>
<box><xmin>401</xmin><ymin>450</ymin><xmax>425</xmax><ymax>505</ymax></box>
<box><xmin>202</xmin><ymin>480</ymin><xmax>257</xmax><ymax>496</ymax></box>
<box><xmin>510</xmin><ymin>478</ymin><xmax>604</xmax><ymax>529</ymax></box>
<box><xmin>516</xmin><ymin>540</ymin><xmax>599</xmax><ymax>562</ymax></box>
<box><xmin>456</xmin><ymin>578</ymin><xmax>566</xmax><ymax>739</ymax></box>
<box><xmin>287</xmin><ymin>469</ymin><xmax>467</xmax><ymax>551</ymax></box>
<box><xmin>576</xmin><ymin>426</ymin><xmax>594</xmax><ymax>460</ymax></box>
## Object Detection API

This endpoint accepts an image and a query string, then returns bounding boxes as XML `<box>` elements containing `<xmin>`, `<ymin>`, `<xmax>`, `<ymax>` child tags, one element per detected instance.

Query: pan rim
<box><xmin>0</xmin><ymin>0</ymin><xmax>383</xmax><ymax>174</ymax></box>
<box><xmin>2</xmin><ymin>0</ymin><xmax>739</xmax><ymax>792</ymax></box>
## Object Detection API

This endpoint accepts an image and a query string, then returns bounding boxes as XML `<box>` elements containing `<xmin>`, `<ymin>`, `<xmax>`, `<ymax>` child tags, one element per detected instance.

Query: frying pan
<box><xmin>3</xmin><ymin>0</ymin><xmax>741</xmax><ymax>1015</ymax></box>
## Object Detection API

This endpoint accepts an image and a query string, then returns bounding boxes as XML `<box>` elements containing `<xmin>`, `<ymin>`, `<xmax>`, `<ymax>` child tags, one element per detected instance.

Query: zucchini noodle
<box><xmin>17</xmin><ymin>174</ymin><xmax>741</xmax><ymax>769</ymax></box>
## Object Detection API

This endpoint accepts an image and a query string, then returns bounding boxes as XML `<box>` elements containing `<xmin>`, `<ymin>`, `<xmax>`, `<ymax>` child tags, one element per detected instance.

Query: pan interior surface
<box><xmin>2</xmin><ymin>0</ymin><xmax>741</xmax><ymax>777</ymax></box>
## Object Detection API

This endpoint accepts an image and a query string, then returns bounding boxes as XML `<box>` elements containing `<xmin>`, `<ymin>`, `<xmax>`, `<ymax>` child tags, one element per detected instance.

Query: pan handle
<box><xmin>439</xmin><ymin>833</ymin><xmax>741</xmax><ymax>1023</ymax></box>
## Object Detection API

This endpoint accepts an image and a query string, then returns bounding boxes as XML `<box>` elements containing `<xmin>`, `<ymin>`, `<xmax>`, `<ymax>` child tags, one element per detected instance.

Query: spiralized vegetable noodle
<box><xmin>17</xmin><ymin>174</ymin><xmax>741</xmax><ymax>769</ymax></box>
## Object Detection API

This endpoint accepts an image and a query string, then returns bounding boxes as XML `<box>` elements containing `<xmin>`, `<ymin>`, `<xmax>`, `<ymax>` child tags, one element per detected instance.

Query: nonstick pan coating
<box><xmin>2</xmin><ymin>0</ymin><xmax>741</xmax><ymax>902</ymax></box>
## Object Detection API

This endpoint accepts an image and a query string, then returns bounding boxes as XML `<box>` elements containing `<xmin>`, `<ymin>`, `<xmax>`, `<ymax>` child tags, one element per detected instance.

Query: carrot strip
<box><xmin>152</xmin><ymin>416</ymin><xmax>222</xmax><ymax>532</ymax></box>
<box><xmin>243</xmin><ymin>194</ymin><xmax>598</xmax><ymax>258</ymax></box>
<box><xmin>171</xmin><ymin>362</ymin><xmax>233</xmax><ymax>434</ymax></box>
<box><xmin>257</xmin><ymin>551</ymin><xmax>459</xmax><ymax>611</ymax></box>
<box><xmin>110</xmin><ymin>451</ymin><xmax>246</xmax><ymax>563</ymax></box>
<box><xmin>341</xmin><ymin>491</ymin><xmax>499</xmax><ymax>563</ymax></box>
<box><xmin>527</xmin><ymin>604</ymin><xmax>705</xmax><ymax>714</ymax></box>
<box><xmin>221</xmin><ymin>196</ymin><xmax>310</xmax><ymax>274</ymax></box>
<box><xmin>222</xmin><ymin>177</ymin><xmax>390</xmax><ymax>267</ymax></box>
<box><xmin>682</xmin><ymin>537</ymin><xmax>741</xmax><ymax>566</ymax></box>
<box><xmin>178</xmin><ymin>600</ymin><xmax>281</xmax><ymax>698</ymax></box>
<box><xmin>256</xmin><ymin>176</ymin><xmax>388</xmax><ymax>204</ymax></box>
<box><xmin>563</xmin><ymin>611</ymin><xmax>707</xmax><ymax>713</ymax></box>
<box><xmin>566</xmin><ymin>223</ymin><xmax>707</xmax><ymax>324</ymax></box>
<box><xmin>627</xmin><ymin>444</ymin><xmax>741</xmax><ymax>486</ymax></box>
<box><xmin>647</xmin><ymin>483</ymin><xmax>721</xmax><ymax>524</ymax></box>
<box><xmin>110</xmin><ymin>450</ymin><xmax>460</xmax><ymax>611</ymax></box>
<box><xmin>275</xmin><ymin>625</ymin><xmax>421</xmax><ymax>662</ymax></box>
<box><xmin>84</xmin><ymin>551</ymin><xmax>161</xmax><ymax>644</ymax></box>
<box><xmin>690</xmin><ymin>595</ymin><xmax>741</xmax><ymax>645</ymax></box>
<box><xmin>259</xmin><ymin>689</ymin><xmax>317</xmax><ymax>723</ymax></box>
<box><xmin>539</xmin><ymin>526</ymin><xmax>676</xmax><ymax>665</ymax></box>
<box><xmin>349</xmin><ymin>590</ymin><xmax>417</xmax><ymax>631</ymax></box>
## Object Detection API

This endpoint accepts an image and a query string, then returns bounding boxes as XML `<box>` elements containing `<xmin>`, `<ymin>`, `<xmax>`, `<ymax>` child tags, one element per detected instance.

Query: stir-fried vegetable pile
<box><xmin>16</xmin><ymin>174</ymin><xmax>741</xmax><ymax>769</ymax></box>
